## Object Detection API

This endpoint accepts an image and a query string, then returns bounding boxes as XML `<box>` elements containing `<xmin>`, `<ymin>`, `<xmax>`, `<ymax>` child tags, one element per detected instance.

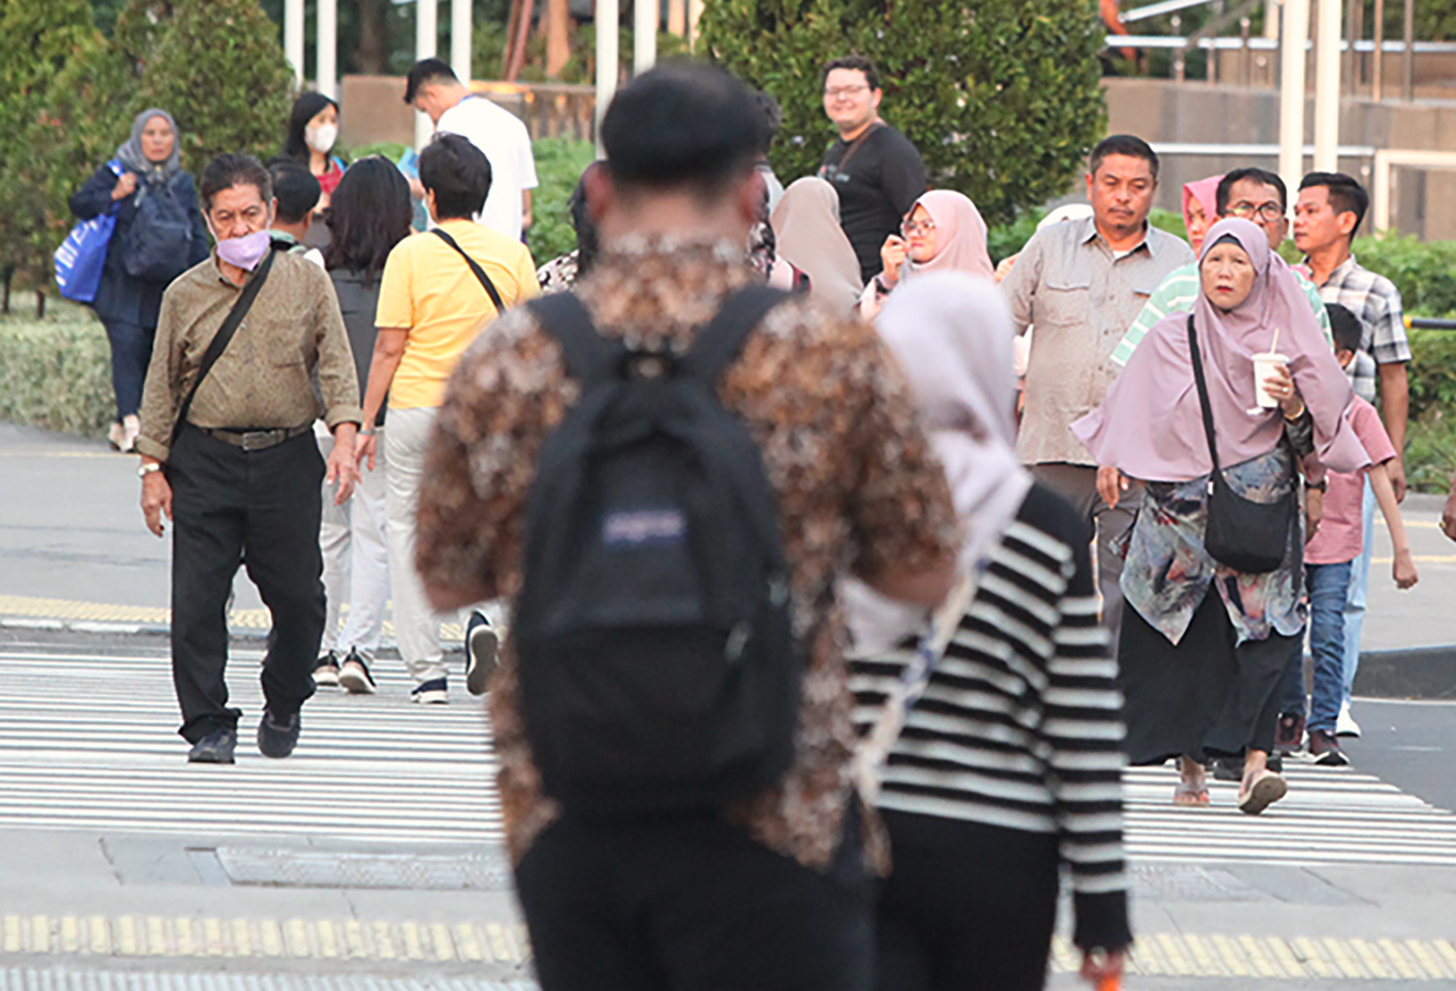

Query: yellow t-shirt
<box><xmin>375</xmin><ymin>218</ymin><xmax>538</xmax><ymax>410</ymax></box>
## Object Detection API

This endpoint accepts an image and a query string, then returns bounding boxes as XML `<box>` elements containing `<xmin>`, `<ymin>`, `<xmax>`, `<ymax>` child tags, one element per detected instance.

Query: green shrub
<box><xmin>526</xmin><ymin>137</ymin><xmax>597</xmax><ymax>266</ymax></box>
<box><xmin>699</xmin><ymin>0</ymin><xmax>1107</xmax><ymax>226</ymax></box>
<box><xmin>1348</xmin><ymin>234</ymin><xmax>1456</xmax><ymax>319</ymax></box>
<box><xmin>0</xmin><ymin>305</ymin><xmax>113</xmax><ymax>437</ymax></box>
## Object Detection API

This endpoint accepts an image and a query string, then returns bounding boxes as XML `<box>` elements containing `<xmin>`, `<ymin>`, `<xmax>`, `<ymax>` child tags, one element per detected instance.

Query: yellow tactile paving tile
<box><xmin>0</xmin><ymin>914</ymin><xmax>1453</xmax><ymax>979</ymax></box>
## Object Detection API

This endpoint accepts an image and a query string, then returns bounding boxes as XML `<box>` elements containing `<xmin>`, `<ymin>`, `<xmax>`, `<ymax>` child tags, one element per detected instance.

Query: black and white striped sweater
<box><xmin>850</xmin><ymin>484</ymin><xmax>1131</xmax><ymax>950</ymax></box>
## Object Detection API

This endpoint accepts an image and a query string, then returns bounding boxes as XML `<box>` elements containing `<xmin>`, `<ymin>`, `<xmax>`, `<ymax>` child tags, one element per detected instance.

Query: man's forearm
<box><xmin>1379</xmin><ymin>362</ymin><xmax>1410</xmax><ymax>454</ymax></box>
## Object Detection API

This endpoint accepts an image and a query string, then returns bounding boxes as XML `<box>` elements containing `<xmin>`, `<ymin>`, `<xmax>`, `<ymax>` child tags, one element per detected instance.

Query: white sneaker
<box><xmin>1336</xmin><ymin>701</ymin><xmax>1362</xmax><ymax>738</ymax></box>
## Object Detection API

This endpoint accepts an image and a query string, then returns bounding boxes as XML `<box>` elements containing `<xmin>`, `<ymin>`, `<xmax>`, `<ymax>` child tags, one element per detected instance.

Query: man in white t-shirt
<box><xmin>404</xmin><ymin>58</ymin><xmax>539</xmax><ymax>241</ymax></box>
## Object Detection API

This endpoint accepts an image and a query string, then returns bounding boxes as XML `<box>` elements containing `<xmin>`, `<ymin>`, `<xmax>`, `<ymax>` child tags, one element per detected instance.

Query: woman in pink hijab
<box><xmin>859</xmin><ymin>190</ymin><xmax>994</xmax><ymax>319</ymax></box>
<box><xmin>1182</xmin><ymin>174</ymin><xmax>1223</xmax><ymax>254</ymax></box>
<box><xmin>1074</xmin><ymin>218</ymin><xmax>1365</xmax><ymax>816</ymax></box>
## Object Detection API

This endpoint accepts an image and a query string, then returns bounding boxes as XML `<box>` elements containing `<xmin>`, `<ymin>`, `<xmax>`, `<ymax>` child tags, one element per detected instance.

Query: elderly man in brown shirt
<box><xmin>136</xmin><ymin>153</ymin><xmax>361</xmax><ymax>765</ymax></box>
<box><xmin>414</xmin><ymin>64</ymin><xmax>957</xmax><ymax>991</ymax></box>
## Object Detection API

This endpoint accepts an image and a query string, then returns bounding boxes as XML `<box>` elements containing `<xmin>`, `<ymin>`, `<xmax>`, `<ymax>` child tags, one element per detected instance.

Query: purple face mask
<box><xmin>215</xmin><ymin>229</ymin><xmax>272</xmax><ymax>271</ymax></box>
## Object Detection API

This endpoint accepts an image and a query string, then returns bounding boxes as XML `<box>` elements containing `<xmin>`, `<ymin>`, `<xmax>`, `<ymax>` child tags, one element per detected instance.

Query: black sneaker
<box><xmin>1274</xmin><ymin>713</ymin><xmax>1306</xmax><ymax>755</ymax></box>
<box><xmin>257</xmin><ymin>708</ymin><xmax>301</xmax><ymax>758</ymax></box>
<box><xmin>1308</xmin><ymin>729</ymin><xmax>1349</xmax><ymax>766</ymax></box>
<box><xmin>465</xmin><ymin>611</ymin><xmax>499</xmax><ymax>696</ymax></box>
<box><xmin>338</xmin><ymin>648</ymin><xmax>377</xmax><ymax>695</ymax></box>
<box><xmin>187</xmin><ymin>727</ymin><xmax>237</xmax><ymax>764</ymax></box>
<box><xmin>314</xmin><ymin>651</ymin><xmax>341</xmax><ymax>687</ymax></box>
<box><xmin>1212</xmin><ymin>757</ymin><xmax>1242</xmax><ymax>781</ymax></box>
<box><xmin>410</xmin><ymin>677</ymin><xmax>448</xmax><ymax>705</ymax></box>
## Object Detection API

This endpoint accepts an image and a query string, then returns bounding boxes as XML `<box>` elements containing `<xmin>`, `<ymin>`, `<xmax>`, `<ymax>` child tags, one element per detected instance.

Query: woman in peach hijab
<box><xmin>1182</xmin><ymin>174</ymin><xmax>1223</xmax><ymax>254</ymax></box>
<box><xmin>860</xmin><ymin>190</ymin><xmax>994</xmax><ymax>320</ymax></box>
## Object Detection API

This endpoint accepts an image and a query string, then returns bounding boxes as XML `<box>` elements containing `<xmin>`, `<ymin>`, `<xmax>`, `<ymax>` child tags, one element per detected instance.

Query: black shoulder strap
<box><xmin>170</xmin><ymin>248</ymin><xmax>278</xmax><ymax>447</ymax></box>
<box><xmin>432</xmin><ymin>227</ymin><xmax>506</xmax><ymax>313</ymax></box>
<box><xmin>527</xmin><ymin>292</ymin><xmax>623</xmax><ymax>386</ymax></box>
<box><xmin>682</xmin><ymin>285</ymin><xmax>791</xmax><ymax>383</ymax></box>
<box><xmin>1186</xmin><ymin>314</ymin><xmax>1223</xmax><ymax>475</ymax></box>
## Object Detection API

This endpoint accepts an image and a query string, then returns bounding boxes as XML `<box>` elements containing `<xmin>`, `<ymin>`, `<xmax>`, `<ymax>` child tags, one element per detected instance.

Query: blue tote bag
<box><xmin>54</xmin><ymin>160</ymin><xmax>125</xmax><ymax>304</ymax></box>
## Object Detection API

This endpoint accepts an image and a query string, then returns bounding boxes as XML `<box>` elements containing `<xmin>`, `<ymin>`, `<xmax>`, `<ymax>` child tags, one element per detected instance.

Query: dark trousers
<box><xmin>102</xmin><ymin>318</ymin><xmax>154</xmax><ymax>420</ymax></box>
<box><xmin>514</xmin><ymin>808</ymin><xmax>872</xmax><ymax>991</ymax></box>
<box><xmin>168</xmin><ymin>425</ymin><xmax>324</xmax><ymax>742</ymax></box>
<box><xmin>875</xmin><ymin>810</ymin><xmax>1060</xmax><ymax>991</ymax></box>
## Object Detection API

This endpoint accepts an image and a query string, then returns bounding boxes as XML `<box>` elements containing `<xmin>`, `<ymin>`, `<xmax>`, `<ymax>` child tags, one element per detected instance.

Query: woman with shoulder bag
<box><xmin>1074</xmin><ymin>218</ymin><xmax>1369</xmax><ymax>814</ymax></box>
<box><xmin>68</xmin><ymin>109</ymin><xmax>208</xmax><ymax>452</ymax></box>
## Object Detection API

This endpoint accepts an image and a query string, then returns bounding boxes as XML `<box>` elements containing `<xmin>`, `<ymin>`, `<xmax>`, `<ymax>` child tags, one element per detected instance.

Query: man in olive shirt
<box><xmin>136</xmin><ymin>153</ymin><xmax>361</xmax><ymax>764</ymax></box>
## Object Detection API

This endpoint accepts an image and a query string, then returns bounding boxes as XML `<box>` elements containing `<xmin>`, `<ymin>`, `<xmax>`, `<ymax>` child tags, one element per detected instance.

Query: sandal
<box><xmin>1173</xmin><ymin>780</ymin><xmax>1210</xmax><ymax>806</ymax></box>
<box><xmin>1238</xmin><ymin>769</ymin><xmax>1288</xmax><ymax>815</ymax></box>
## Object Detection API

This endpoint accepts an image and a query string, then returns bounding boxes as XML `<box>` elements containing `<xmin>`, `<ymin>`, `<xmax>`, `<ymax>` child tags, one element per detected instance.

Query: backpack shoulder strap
<box><xmin>527</xmin><ymin>292</ymin><xmax>624</xmax><ymax>386</ymax></box>
<box><xmin>683</xmin><ymin>285</ymin><xmax>792</xmax><ymax>383</ymax></box>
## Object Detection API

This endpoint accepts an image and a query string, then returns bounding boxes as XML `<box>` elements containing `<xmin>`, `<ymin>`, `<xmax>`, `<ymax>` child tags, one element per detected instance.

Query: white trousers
<box><xmin>317</xmin><ymin>426</ymin><xmax>390</xmax><ymax>658</ymax></box>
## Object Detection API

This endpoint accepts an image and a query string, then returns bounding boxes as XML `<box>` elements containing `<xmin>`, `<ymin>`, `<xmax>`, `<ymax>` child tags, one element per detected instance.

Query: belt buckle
<box><xmin>240</xmin><ymin>430</ymin><xmax>277</xmax><ymax>452</ymax></box>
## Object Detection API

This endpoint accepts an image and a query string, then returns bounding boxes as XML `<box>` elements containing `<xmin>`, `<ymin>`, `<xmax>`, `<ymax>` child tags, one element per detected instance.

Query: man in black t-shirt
<box><xmin>817</xmin><ymin>55</ymin><xmax>927</xmax><ymax>283</ymax></box>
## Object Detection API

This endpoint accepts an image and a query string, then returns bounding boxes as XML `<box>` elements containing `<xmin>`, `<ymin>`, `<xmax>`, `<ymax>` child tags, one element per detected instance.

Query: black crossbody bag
<box><xmin>431</xmin><ymin>228</ymin><xmax>506</xmax><ymax>312</ymax></box>
<box><xmin>169</xmin><ymin>248</ymin><xmax>279</xmax><ymax>449</ymax></box>
<box><xmin>1187</xmin><ymin>315</ymin><xmax>1296</xmax><ymax>574</ymax></box>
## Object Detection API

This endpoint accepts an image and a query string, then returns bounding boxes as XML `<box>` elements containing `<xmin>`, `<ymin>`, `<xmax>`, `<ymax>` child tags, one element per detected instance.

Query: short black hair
<box><xmin>1326</xmin><ymin>302</ymin><xmax>1364</xmax><ymax>354</ymax></box>
<box><xmin>601</xmin><ymin>60</ymin><xmax>764</xmax><ymax>200</ymax></box>
<box><xmin>405</xmin><ymin>57</ymin><xmax>459</xmax><ymax>104</ymax></box>
<box><xmin>324</xmin><ymin>156</ymin><xmax>414</xmax><ymax>286</ymax></box>
<box><xmin>1089</xmin><ymin>134</ymin><xmax>1159</xmax><ymax>181</ymax></box>
<box><xmin>268</xmin><ymin>163</ymin><xmax>321</xmax><ymax>225</ymax></box>
<box><xmin>751</xmin><ymin>89</ymin><xmax>782</xmax><ymax>156</ymax></box>
<box><xmin>823</xmin><ymin>55</ymin><xmax>880</xmax><ymax>92</ymax></box>
<box><xmin>200</xmin><ymin>153</ymin><xmax>272</xmax><ymax>213</ymax></box>
<box><xmin>419</xmin><ymin>133</ymin><xmax>491</xmax><ymax>220</ymax></box>
<box><xmin>1300</xmin><ymin>171</ymin><xmax>1369</xmax><ymax>236</ymax></box>
<box><xmin>1217</xmin><ymin>167</ymin><xmax>1288</xmax><ymax>215</ymax></box>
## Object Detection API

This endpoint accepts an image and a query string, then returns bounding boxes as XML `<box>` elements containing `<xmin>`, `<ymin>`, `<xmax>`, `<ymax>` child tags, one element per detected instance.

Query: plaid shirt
<box><xmin>1301</xmin><ymin>254</ymin><xmax>1410</xmax><ymax>404</ymax></box>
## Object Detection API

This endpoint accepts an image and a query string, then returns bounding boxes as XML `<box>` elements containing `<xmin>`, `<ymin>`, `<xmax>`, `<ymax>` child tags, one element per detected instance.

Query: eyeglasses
<box><xmin>1229</xmin><ymin>201</ymin><xmax>1286</xmax><ymax>223</ymax></box>
<box><xmin>824</xmin><ymin>85</ymin><xmax>870</xmax><ymax>99</ymax></box>
<box><xmin>902</xmin><ymin>219</ymin><xmax>936</xmax><ymax>236</ymax></box>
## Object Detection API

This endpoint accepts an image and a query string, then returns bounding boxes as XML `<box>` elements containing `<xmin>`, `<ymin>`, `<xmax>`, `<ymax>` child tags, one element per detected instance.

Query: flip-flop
<box><xmin>1238</xmin><ymin>770</ymin><xmax>1288</xmax><ymax>815</ymax></box>
<box><xmin>1173</xmin><ymin>780</ymin><xmax>1210</xmax><ymax>806</ymax></box>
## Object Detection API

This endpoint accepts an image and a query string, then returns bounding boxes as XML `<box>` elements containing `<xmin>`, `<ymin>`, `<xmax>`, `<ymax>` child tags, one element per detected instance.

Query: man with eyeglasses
<box><xmin>1112</xmin><ymin>167</ymin><xmax>1332</xmax><ymax>368</ymax></box>
<box><xmin>817</xmin><ymin>55</ymin><xmax>926</xmax><ymax>283</ymax></box>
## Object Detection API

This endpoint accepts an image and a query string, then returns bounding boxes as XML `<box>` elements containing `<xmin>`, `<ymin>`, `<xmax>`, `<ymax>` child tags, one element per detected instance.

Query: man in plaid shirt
<box><xmin>1293</xmin><ymin>171</ymin><xmax>1410</xmax><ymax>737</ymax></box>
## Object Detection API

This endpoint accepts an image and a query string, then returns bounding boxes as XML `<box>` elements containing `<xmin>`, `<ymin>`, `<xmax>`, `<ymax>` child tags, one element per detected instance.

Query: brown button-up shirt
<box><xmin>414</xmin><ymin>237</ymin><xmax>958</xmax><ymax>873</ymax></box>
<box><xmin>136</xmin><ymin>250</ymin><xmax>362</xmax><ymax>462</ymax></box>
<box><xmin>1001</xmin><ymin>216</ymin><xmax>1194</xmax><ymax>466</ymax></box>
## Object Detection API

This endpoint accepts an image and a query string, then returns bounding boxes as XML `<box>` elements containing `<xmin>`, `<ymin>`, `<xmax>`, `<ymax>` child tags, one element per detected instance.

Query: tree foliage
<box><xmin>699</xmin><ymin>0</ymin><xmax>1108</xmax><ymax>225</ymax></box>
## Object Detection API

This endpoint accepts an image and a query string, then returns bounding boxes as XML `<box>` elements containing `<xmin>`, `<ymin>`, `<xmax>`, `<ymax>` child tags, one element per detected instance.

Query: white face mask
<box><xmin>306</xmin><ymin>123</ymin><xmax>338</xmax><ymax>155</ymax></box>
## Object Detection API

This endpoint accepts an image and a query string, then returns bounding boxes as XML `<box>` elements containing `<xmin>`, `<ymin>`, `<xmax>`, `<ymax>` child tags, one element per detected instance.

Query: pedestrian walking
<box><xmin>277</xmin><ymin>92</ymin><xmax>346</xmax><ymax>215</ymax></box>
<box><xmin>1000</xmin><ymin>135</ymin><xmax>1194</xmax><ymax>654</ymax></box>
<box><xmin>859</xmin><ymin>189</ymin><xmax>994</xmax><ymax>319</ymax></box>
<box><xmin>135</xmin><ymin>153</ymin><xmax>362</xmax><ymax>764</ymax></box>
<box><xmin>68</xmin><ymin>108</ymin><xmax>209</xmax><ymax>453</ymax></box>
<box><xmin>535</xmin><ymin>163</ymin><xmax>602</xmax><ymax>295</ymax></box>
<box><xmin>818</xmin><ymin>55</ymin><xmax>927</xmax><ymax>283</ymax></box>
<box><xmin>413</xmin><ymin>62</ymin><xmax>958</xmax><ymax>991</ymax></box>
<box><xmin>769</xmin><ymin>176</ymin><xmax>863</xmax><ymax>316</ymax></box>
<box><xmin>405</xmin><ymin>57</ymin><xmax>538</xmax><ymax>240</ymax></box>
<box><xmin>848</xmin><ymin>273</ymin><xmax>1130</xmax><ymax>991</ymax></box>
<box><xmin>311</xmin><ymin>158</ymin><xmax>415</xmax><ymax>694</ymax></box>
<box><xmin>1182</xmin><ymin>174</ymin><xmax>1223</xmax><ymax>254</ymax></box>
<box><xmin>1277</xmin><ymin>303</ymin><xmax>1419</xmax><ymax>766</ymax></box>
<box><xmin>266</xmin><ymin>163</ymin><xmax>324</xmax><ymax>265</ymax></box>
<box><xmin>356</xmin><ymin>134</ymin><xmax>537</xmax><ymax>705</ymax></box>
<box><xmin>1294</xmin><ymin>171</ymin><xmax>1411</xmax><ymax>737</ymax></box>
<box><xmin>1074</xmin><ymin>218</ymin><xmax>1366</xmax><ymax>812</ymax></box>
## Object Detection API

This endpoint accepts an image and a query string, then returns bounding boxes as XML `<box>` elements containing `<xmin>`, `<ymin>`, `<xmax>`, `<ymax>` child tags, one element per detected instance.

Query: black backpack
<box><xmin>515</xmin><ymin>287</ymin><xmax>801</xmax><ymax>814</ymax></box>
<box><xmin>124</xmin><ymin>176</ymin><xmax>194</xmax><ymax>283</ymax></box>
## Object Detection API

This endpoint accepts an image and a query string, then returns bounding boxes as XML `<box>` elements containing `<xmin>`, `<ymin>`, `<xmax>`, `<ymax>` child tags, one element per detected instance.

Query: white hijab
<box><xmin>842</xmin><ymin>273</ymin><xmax>1034</xmax><ymax>654</ymax></box>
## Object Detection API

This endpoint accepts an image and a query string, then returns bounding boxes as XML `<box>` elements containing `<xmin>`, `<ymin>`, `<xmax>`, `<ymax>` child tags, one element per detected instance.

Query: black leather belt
<box><xmin>195</xmin><ymin>424</ymin><xmax>312</xmax><ymax>452</ymax></box>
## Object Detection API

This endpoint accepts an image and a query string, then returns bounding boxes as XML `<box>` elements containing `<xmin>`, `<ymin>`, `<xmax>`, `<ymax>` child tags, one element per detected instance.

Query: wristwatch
<box><xmin>138</xmin><ymin>462</ymin><xmax>163</xmax><ymax>478</ymax></box>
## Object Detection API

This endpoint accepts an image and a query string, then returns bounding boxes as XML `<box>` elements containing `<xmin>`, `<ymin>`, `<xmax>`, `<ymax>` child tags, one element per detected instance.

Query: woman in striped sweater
<box><xmin>845</xmin><ymin>273</ymin><xmax>1130</xmax><ymax>991</ymax></box>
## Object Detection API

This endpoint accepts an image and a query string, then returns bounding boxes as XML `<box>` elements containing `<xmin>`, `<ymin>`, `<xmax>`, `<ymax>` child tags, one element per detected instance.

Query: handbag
<box><xmin>1187</xmin><ymin>315</ymin><xmax>1295</xmax><ymax>574</ymax></box>
<box><xmin>54</xmin><ymin>160</ymin><xmax>125</xmax><ymax>303</ymax></box>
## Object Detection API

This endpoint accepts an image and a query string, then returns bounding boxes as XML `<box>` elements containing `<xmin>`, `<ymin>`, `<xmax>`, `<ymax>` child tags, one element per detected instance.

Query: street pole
<box><xmin>452</xmin><ymin>0</ymin><xmax>474</xmax><ymax>86</ymax></box>
<box><xmin>634</xmin><ymin>0</ymin><xmax>658</xmax><ymax>75</ymax></box>
<box><xmin>317</xmin><ymin>0</ymin><xmax>338</xmax><ymax>100</ymax></box>
<box><xmin>285</xmin><ymin>0</ymin><xmax>305</xmax><ymax>89</ymax></box>
<box><xmin>1314</xmin><ymin>0</ymin><xmax>1341</xmax><ymax>172</ymax></box>
<box><xmin>596</xmin><ymin>0</ymin><xmax>619</xmax><ymax>156</ymax></box>
<box><xmin>1280</xmin><ymin>0</ymin><xmax>1311</xmax><ymax>194</ymax></box>
<box><xmin>1373</xmin><ymin>0</ymin><xmax>1385</xmax><ymax>100</ymax></box>
<box><xmin>417</xmin><ymin>0</ymin><xmax>439</xmax><ymax>150</ymax></box>
<box><xmin>1402</xmin><ymin>0</ymin><xmax>1415</xmax><ymax>101</ymax></box>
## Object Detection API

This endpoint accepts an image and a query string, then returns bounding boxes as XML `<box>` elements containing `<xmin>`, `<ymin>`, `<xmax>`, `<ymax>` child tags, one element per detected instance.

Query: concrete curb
<box><xmin>1354</xmin><ymin>646</ymin><xmax>1456</xmax><ymax>700</ymax></box>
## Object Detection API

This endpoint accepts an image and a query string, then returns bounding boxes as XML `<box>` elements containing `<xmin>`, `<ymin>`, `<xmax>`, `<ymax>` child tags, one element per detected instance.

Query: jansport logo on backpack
<box><xmin>123</xmin><ymin>176</ymin><xmax>194</xmax><ymax>283</ymax></box>
<box><xmin>515</xmin><ymin>287</ymin><xmax>802</xmax><ymax>813</ymax></box>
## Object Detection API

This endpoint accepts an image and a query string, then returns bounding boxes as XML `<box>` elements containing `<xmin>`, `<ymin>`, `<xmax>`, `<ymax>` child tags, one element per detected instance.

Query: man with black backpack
<box><xmin>414</xmin><ymin>62</ymin><xmax>959</xmax><ymax>991</ymax></box>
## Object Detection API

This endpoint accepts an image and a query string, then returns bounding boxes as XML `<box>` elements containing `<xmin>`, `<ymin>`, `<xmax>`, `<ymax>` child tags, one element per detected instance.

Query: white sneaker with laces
<box><xmin>1336</xmin><ymin>701</ymin><xmax>1362</xmax><ymax>738</ymax></box>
